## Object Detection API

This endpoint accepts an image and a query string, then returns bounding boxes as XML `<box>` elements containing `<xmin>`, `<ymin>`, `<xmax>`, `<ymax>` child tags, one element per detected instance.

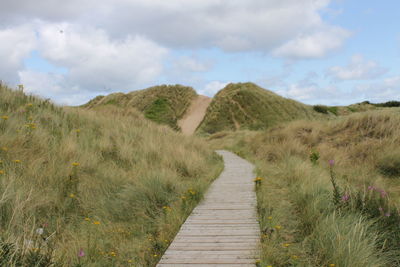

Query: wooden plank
<box><xmin>157</xmin><ymin>150</ymin><xmax>260</xmax><ymax>266</ymax></box>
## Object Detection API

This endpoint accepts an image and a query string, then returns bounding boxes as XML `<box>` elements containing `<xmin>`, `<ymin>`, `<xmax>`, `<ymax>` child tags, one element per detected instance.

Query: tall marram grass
<box><xmin>0</xmin><ymin>84</ymin><xmax>222</xmax><ymax>266</ymax></box>
<box><xmin>211</xmin><ymin>109</ymin><xmax>400</xmax><ymax>266</ymax></box>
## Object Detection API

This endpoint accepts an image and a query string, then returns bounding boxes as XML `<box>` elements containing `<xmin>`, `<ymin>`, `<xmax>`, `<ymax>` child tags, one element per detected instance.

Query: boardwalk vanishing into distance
<box><xmin>157</xmin><ymin>150</ymin><xmax>260</xmax><ymax>267</ymax></box>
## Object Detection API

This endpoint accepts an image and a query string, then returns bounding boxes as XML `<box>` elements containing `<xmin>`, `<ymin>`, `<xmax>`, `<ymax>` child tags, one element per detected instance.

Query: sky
<box><xmin>0</xmin><ymin>0</ymin><xmax>399</xmax><ymax>106</ymax></box>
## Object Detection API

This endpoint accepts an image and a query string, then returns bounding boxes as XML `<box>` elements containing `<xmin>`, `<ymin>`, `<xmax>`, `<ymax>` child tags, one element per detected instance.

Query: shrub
<box><xmin>376</xmin><ymin>152</ymin><xmax>400</xmax><ymax>177</ymax></box>
<box><xmin>309</xmin><ymin>150</ymin><xmax>320</xmax><ymax>165</ymax></box>
<box><xmin>313</xmin><ymin>105</ymin><xmax>328</xmax><ymax>114</ymax></box>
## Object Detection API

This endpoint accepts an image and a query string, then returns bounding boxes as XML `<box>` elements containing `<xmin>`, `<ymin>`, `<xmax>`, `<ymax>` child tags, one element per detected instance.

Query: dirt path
<box><xmin>178</xmin><ymin>95</ymin><xmax>211</xmax><ymax>135</ymax></box>
<box><xmin>157</xmin><ymin>150</ymin><xmax>260</xmax><ymax>266</ymax></box>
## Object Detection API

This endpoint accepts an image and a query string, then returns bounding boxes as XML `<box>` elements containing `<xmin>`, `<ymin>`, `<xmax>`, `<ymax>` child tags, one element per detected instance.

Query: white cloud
<box><xmin>37</xmin><ymin>23</ymin><xmax>168</xmax><ymax>91</ymax></box>
<box><xmin>199</xmin><ymin>81</ymin><xmax>230</xmax><ymax>96</ymax></box>
<box><xmin>19</xmin><ymin>70</ymin><xmax>111</xmax><ymax>105</ymax></box>
<box><xmin>0</xmin><ymin>0</ymin><xmax>348</xmax><ymax>57</ymax></box>
<box><xmin>172</xmin><ymin>56</ymin><xmax>212</xmax><ymax>72</ymax></box>
<box><xmin>354</xmin><ymin>75</ymin><xmax>400</xmax><ymax>102</ymax></box>
<box><xmin>0</xmin><ymin>21</ymin><xmax>168</xmax><ymax>105</ymax></box>
<box><xmin>273</xmin><ymin>26</ymin><xmax>351</xmax><ymax>59</ymax></box>
<box><xmin>0</xmin><ymin>24</ymin><xmax>36</xmax><ymax>83</ymax></box>
<box><xmin>328</xmin><ymin>54</ymin><xmax>387</xmax><ymax>80</ymax></box>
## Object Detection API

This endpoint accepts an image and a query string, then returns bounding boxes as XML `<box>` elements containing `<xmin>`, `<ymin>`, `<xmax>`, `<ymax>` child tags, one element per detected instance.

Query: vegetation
<box><xmin>210</xmin><ymin>109</ymin><xmax>400</xmax><ymax>266</ymax></box>
<box><xmin>313</xmin><ymin>105</ymin><xmax>338</xmax><ymax>115</ymax></box>
<box><xmin>197</xmin><ymin>82</ymin><xmax>324</xmax><ymax>134</ymax></box>
<box><xmin>83</xmin><ymin>85</ymin><xmax>197</xmax><ymax>130</ymax></box>
<box><xmin>0</xmin><ymin>84</ymin><xmax>222</xmax><ymax>266</ymax></box>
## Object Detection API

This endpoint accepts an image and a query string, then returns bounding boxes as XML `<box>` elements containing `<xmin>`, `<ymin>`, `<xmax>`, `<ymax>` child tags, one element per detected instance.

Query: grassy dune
<box><xmin>197</xmin><ymin>82</ymin><xmax>324</xmax><ymax>134</ymax></box>
<box><xmin>211</xmin><ymin>110</ymin><xmax>400</xmax><ymax>266</ymax></box>
<box><xmin>0</xmin><ymin>84</ymin><xmax>222</xmax><ymax>266</ymax></box>
<box><xmin>84</xmin><ymin>85</ymin><xmax>197</xmax><ymax>130</ymax></box>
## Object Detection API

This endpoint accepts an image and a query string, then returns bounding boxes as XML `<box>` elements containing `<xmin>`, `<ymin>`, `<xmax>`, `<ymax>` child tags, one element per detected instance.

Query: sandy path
<box><xmin>157</xmin><ymin>150</ymin><xmax>260</xmax><ymax>266</ymax></box>
<box><xmin>178</xmin><ymin>95</ymin><xmax>212</xmax><ymax>135</ymax></box>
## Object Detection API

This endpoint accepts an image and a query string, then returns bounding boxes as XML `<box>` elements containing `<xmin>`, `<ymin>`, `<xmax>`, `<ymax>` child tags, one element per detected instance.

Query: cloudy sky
<box><xmin>1</xmin><ymin>0</ymin><xmax>399</xmax><ymax>105</ymax></box>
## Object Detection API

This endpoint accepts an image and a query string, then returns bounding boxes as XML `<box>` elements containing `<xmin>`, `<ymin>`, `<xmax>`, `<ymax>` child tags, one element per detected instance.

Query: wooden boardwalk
<box><xmin>157</xmin><ymin>150</ymin><xmax>260</xmax><ymax>267</ymax></box>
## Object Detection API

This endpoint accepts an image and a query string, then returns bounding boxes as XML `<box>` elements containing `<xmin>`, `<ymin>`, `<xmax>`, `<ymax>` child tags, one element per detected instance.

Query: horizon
<box><xmin>1</xmin><ymin>0</ymin><xmax>399</xmax><ymax>106</ymax></box>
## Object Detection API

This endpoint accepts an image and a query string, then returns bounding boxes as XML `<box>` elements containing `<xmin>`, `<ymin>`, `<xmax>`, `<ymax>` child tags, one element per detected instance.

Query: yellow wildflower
<box><xmin>162</xmin><ymin>206</ymin><xmax>172</xmax><ymax>212</ymax></box>
<box><xmin>291</xmin><ymin>255</ymin><xmax>299</xmax><ymax>259</ymax></box>
<box><xmin>110</xmin><ymin>251</ymin><xmax>116</xmax><ymax>257</ymax></box>
<box><xmin>153</xmin><ymin>254</ymin><xmax>158</xmax><ymax>257</ymax></box>
<box><xmin>14</xmin><ymin>160</ymin><xmax>21</xmax><ymax>163</ymax></box>
<box><xmin>267</xmin><ymin>216</ymin><xmax>272</xmax><ymax>220</ymax></box>
<box><xmin>84</xmin><ymin>217</ymin><xmax>90</xmax><ymax>222</ymax></box>
<box><xmin>1</xmin><ymin>147</ymin><xmax>8</xmax><ymax>151</ymax></box>
<box><xmin>283</xmin><ymin>243</ymin><xmax>290</xmax><ymax>248</ymax></box>
<box><xmin>72</xmin><ymin>162</ymin><xmax>80</xmax><ymax>166</ymax></box>
<box><xmin>1</xmin><ymin>115</ymin><xmax>8</xmax><ymax>120</ymax></box>
<box><xmin>93</xmin><ymin>221</ymin><xmax>100</xmax><ymax>225</ymax></box>
<box><xmin>69</xmin><ymin>193</ymin><xmax>75</xmax><ymax>198</ymax></box>
<box><xmin>0</xmin><ymin>170</ymin><xmax>4</xmax><ymax>175</ymax></box>
<box><xmin>128</xmin><ymin>259</ymin><xmax>133</xmax><ymax>263</ymax></box>
<box><xmin>329</xmin><ymin>264</ymin><xmax>335</xmax><ymax>267</ymax></box>
<box><xmin>76</xmin><ymin>129</ymin><xmax>81</xmax><ymax>133</ymax></box>
<box><xmin>274</xmin><ymin>225</ymin><xmax>282</xmax><ymax>230</ymax></box>
<box><xmin>27</xmin><ymin>103</ymin><xmax>33</xmax><ymax>107</ymax></box>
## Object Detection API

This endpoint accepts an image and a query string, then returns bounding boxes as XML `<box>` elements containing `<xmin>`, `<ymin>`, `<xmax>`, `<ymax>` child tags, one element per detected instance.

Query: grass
<box><xmin>83</xmin><ymin>84</ymin><xmax>197</xmax><ymax>130</ymax></box>
<box><xmin>197</xmin><ymin>82</ymin><xmax>325</xmax><ymax>134</ymax></box>
<box><xmin>210</xmin><ymin>109</ymin><xmax>400</xmax><ymax>266</ymax></box>
<box><xmin>0</xmin><ymin>83</ymin><xmax>222</xmax><ymax>266</ymax></box>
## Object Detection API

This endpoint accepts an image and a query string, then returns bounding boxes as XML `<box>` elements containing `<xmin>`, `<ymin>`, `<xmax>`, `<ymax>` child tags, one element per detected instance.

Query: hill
<box><xmin>197</xmin><ymin>82</ymin><xmax>324</xmax><ymax>134</ymax></box>
<box><xmin>84</xmin><ymin>84</ymin><xmax>197</xmax><ymax>130</ymax></box>
<box><xmin>0</xmin><ymin>83</ymin><xmax>222</xmax><ymax>266</ymax></box>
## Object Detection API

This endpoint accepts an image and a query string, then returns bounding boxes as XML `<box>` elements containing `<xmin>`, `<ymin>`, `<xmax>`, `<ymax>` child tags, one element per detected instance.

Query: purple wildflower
<box><xmin>380</xmin><ymin>190</ymin><xmax>387</xmax><ymax>198</ymax></box>
<box><xmin>341</xmin><ymin>194</ymin><xmax>350</xmax><ymax>202</ymax></box>
<box><xmin>385</xmin><ymin>212</ymin><xmax>391</xmax><ymax>217</ymax></box>
<box><xmin>367</xmin><ymin>185</ymin><xmax>375</xmax><ymax>191</ymax></box>
<box><xmin>78</xmin><ymin>248</ymin><xmax>85</xmax><ymax>257</ymax></box>
<box><xmin>329</xmin><ymin>160</ymin><xmax>335</xmax><ymax>167</ymax></box>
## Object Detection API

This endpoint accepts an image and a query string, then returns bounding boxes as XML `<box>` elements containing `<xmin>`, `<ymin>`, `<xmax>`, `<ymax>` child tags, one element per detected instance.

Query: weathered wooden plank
<box><xmin>157</xmin><ymin>150</ymin><xmax>260</xmax><ymax>266</ymax></box>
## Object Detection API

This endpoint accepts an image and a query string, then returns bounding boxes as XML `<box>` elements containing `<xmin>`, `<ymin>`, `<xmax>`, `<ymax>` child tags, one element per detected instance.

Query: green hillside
<box><xmin>197</xmin><ymin>82</ymin><xmax>324</xmax><ymax>134</ymax></box>
<box><xmin>0</xmin><ymin>84</ymin><xmax>222</xmax><ymax>266</ymax></box>
<box><xmin>84</xmin><ymin>85</ymin><xmax>197</xmax><ymax>130</ymax></box>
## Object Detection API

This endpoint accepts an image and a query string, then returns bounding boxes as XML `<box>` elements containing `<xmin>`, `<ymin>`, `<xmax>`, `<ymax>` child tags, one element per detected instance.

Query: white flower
<box><xmin>36</xmin><ymin>228</ymin><xmax>44</xmax><ymax>235</ymax></box>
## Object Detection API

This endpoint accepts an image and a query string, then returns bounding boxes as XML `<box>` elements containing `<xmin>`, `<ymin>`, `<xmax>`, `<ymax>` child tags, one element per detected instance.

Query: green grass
<box><xmin>210</xmin><ymin>109</ymin><xmax>400</xmax><ymax>266</ymax></box>
<box><xmin>197</xmin><ymin>82</ymin><xmax>325</xmax><ymax>134</ymax></box>
<box><xmin>83</xmin><ymin>84</ymin><xmax>197</xmax><ymax>130</ymax></box>
<box><xmin>0</xmin><ymin>84</ymin><xmax>222</xmax><ymax>266</ymax></box>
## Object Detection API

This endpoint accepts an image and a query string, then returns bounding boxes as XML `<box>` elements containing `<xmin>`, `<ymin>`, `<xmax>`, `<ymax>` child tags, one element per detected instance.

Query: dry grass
<box><xmin>212</xmin><ymin>109</ymin><xmax>400</xmax><ymax>266</ymax></box>
<box><xmin>0</xmin><ymin>84</ymin><xmax>222</xmax><ymax>266</ymax></box>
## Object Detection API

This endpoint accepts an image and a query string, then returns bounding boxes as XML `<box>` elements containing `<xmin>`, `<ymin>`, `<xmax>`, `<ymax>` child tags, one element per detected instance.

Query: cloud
<box><xmin>273</xmin><ymin>26</ymin><xmax>351</xmax><ymax>59</ymax></box>
<box><xmin>354</xmin><ymin>75</ymin><xmax>400</xmax><ymax>102</ymax></box>
<box><xmin>172</xmin><ymin>56</ymin><xmax>212</xmax><ymax>73</ymax></box>
<box><xmin>19</xmin><ymin>70</ymin><xmax>111</xmax><ymax>105</ymax></box>
<box><xmin>37</xmin><ymin>23</ymin><xmax>168</xmax><ymax>91</ymax></box>
<box><xmin>199</xmin><ymin>81</ymin><xmax>230</xmax><ymax>96</ymax></box>
<box><xmin>284</xmin><ymin>82</ymin><xmax>340</xmax><ymax>103</ymax></box>
<box><xmin>0</xmin><ymin>0</ymin><xmax>348</xmax><ymax>57</ymax></box>
<box><xmin>328</xmin><ymin>54</ymin><xmax>387</xmax><ymax>80</ymax></box>
<box><xmin>0</xmin><ymin>24</ymin><xmax>36</xmax><ymax>83</ymax></box>
<box><xmin>0</xmin><ymin>21</ymin><xmax>168</xmax><ymax>105</ymax></box>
